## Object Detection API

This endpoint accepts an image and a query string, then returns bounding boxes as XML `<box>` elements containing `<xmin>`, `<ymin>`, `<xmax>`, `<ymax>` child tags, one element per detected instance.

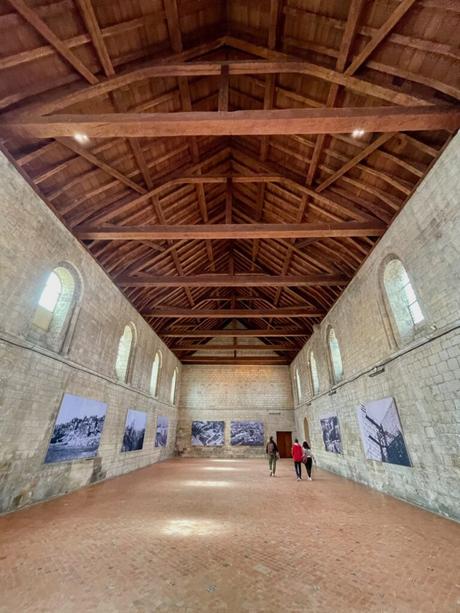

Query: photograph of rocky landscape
<box><xmin>44</xmin><ymin>394</ymin><xmax>107</xmax><ymax>463</ymax></box>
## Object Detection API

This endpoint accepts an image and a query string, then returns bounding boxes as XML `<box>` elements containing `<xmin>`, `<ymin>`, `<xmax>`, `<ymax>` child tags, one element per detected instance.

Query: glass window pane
<box><xmin>409</xmin><ymin>301</ymin><xmax>424</xmax><ymax>324</ymax></box>
<box><xmin>38</xmin><ymin>272</ymin><xmax>62</xmax><ymax>312</ymax></box>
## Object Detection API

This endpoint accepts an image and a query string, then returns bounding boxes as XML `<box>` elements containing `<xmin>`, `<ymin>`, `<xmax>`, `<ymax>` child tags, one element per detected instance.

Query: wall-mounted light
<box><xmin>74</xmin><ymin>132</ymin><xmax>90</xmax><ymax>145</ymax></box>
<box><xmin>368</xmin><ymin>365</ymin><xmax>385</xmax><ymax>377</ymax></box>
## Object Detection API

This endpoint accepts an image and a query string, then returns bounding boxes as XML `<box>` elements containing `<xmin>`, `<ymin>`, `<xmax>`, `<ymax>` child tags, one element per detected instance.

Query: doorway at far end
<box><xmin>276</xmin><ymin>431</ymin><xmax>292</xmax><ymax>458</ymax></box>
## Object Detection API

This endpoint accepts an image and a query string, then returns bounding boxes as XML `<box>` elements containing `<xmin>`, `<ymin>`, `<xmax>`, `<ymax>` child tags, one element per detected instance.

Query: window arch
<box><xmin>115</xmin><ymin>323</ymin><xmax>136</xmax><ymax>383</ymax></box>
<box><xmin>327</xmin><ymin>327</ymin><xmax>343</xmax><ymax>383</ymax></box>
<box><xmin>150</xmin><ymin>351</ymin><xmax>162</xmax><ymax>397</ymax></box>
<box><xmin>170</xmin><ymin>368</ymin><xmax>178</xmax><ymax>404</ymax></box>
<box><xmin>383</xmin><ymin>258</ymin><xmax>424</xmax><ymax>343</ymax></box>
<box><xmin>295</xmin><ymin>367</ymin><xmax>302</xmax><ymax>403</ymax></box>
<box><xmin>309</xmin><ymin>351</ymin><xmax>320</xmax><ymax>395</ymax></box>
<box><xmin>31</xmin><ymin>264</ymin><xmax>81</xmax><ymax>353</ymax></box>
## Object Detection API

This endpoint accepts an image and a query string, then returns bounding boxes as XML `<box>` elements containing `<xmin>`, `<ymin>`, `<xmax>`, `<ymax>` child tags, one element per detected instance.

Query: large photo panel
<box><xmin>45</xmin><ymin>393</ymin><xmax>107</xmax><ymax>463</ymax></box>
<box><xmin>191</xmin><ymin>421</ymin><xmax>225</xmax><ymax>446</ymax></box>
<box><xmin>356</xmin><ymin>397</ymin><xmax>411</xmax><ymax>467</ymax></box>
<box><xmin>155</xmin><ymin>415</ymin><xmax>169</xmax><ymax>447</ymax></box>
<box><xmin>122</xmin><ymin>409</ymin><xmax>147</xmax><ymax>452</ymax></box>
<box><xmin>230</xmin><ymin>421</ymin><xmax>264</xmax><ymax>446</ymax></box>
<box><xmin>320</xmin><ymin>415</ymin><xmax>343</xmax><ymax>454</ymax></box>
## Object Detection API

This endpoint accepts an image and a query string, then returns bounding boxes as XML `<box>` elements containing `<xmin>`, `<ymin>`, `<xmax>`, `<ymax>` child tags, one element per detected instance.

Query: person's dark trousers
<box><xmin>294</xmin><ymin>461</ymin><xmax>302</xmax><ymax>478</ymax></box>
<box><xmin>305</xmin><ymin>457</ymin><xmax>313</xmax><ymax>478</ymax></box>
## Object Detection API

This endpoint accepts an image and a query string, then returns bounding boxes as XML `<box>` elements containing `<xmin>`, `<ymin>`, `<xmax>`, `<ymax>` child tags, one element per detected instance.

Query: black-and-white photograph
<box><xmin>45</xmin><ymin>393</ymin><xmax>107</xmax><ymax>463</ymax></box>
<box><xmin>155</xmin><ymin>415</ymin><xmax>169</xmax><ymax>447</ymax></box>
<box><xmin>191</xmin><ymin>420</ymin><xmax>225</xmax><ymax>446</ymax></box>
<box><xmin>320</xmin><ymin>415</ymin><xmax>343</xmax><ymax>454</ymax></box>
<box><xmin>230</xmin><ymin>421</ymin><xmax>264</xmax><ymax>446</ymax></box>
<box><xmin>356</xmin><ymin>397</ymin><xmax>411</xmax><ymax>467</ymax></box>
<box><xmin>122</xmin><ymin>409</ymin><xmax>147</xmax><ymax>452</ymax></box>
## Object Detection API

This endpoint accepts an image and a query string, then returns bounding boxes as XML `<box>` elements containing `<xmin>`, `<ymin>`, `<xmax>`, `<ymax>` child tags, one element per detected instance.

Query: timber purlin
<box><xmin>0</xmin><ymin>0</ymin><xmax>458</xmax><ymax>363</ymax></box>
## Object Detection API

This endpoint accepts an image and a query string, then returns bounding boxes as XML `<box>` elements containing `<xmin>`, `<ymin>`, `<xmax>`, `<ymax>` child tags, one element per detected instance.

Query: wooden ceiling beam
<box><xmin>5</xmin><ymin>0</ymin><xmax>98</xmax><ymax>85</ymax></box>
<box><xmin>0</xmin><ymin>13</ymin><xmax>167</xmax><ymax>71</ymax></box>
<box><xmin>143</xmin><ymin>307</ymin><xmax>323</xmax><ymax>318</ymax></box>
<box><xmin>306</xmin><ymin>0</ymin><xmax>365</xmax><ymax>186</ymax></box>
<box><xmin>345</xmin><ymin>0</ymin><xmax>418</xmax><ymax>75</ymax></box>
<box><xmin>222</xmin><ymin>36</ymin><xmax>432</xmax><ymax>106</ymax></box>
<box><xmin>173</xmin><ymin>344</ymin><xmax>300</xmax><ymax>351</ymax></box>
<box><xmin>75</xmin><ymin>0</ymin><xmax>114</xmax><ymax>77</ymax></box>
<box><xmin>6</xmin><ymin>106</ymin><xmax>458</xmax><ymax>139</ymax></box>
<box><xmin>180</xmin><ymin>357</ymin><xmax>291</xmax><ymax>364</ymax></box>
<box><xmin>316</xmin><ymin>132</ymin><xmax>397</xmax><ymax>192</ymax></box>
<box><xmin>117</xmin><ymin>273</ymin><xmax>349</xmax><ymax>288</ymax></box>
<box><xmin>163</xmin><ymin>329</ymin><xmax>308</xmax><ymax>338</ymax></box>
<box><xmin>76</xmin><ymin>221</ymin><xmax>386</xmax><ymax>241</ymax></box>
<box><xmin>83</xmin><ymin>147</ymin><xmax>229</xmax><ymax>226</ymax></box>
<box><xmin>57</xmin><ymin>138</ymin><xmax>146</xmax><ymax>194</ymax></box>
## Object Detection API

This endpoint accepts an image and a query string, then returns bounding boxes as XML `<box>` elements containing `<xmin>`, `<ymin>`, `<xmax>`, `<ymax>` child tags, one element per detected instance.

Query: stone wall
<box><xmin>0</xmin><ymin>151</ymin><xmax>181</xmax><ymax>514</ymax></box>
<box><xmin>177</xmin><ymin>365</ymin><xmax>295</xmax><ymax>457</ymax></box>
<box><xmin>290</xmin><ymin>134</ymin><xmax>460</xmax><ymax>521</ymax></box>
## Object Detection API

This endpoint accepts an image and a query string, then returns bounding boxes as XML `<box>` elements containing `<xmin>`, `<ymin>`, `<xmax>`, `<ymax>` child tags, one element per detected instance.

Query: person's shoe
<box><xmin>296</xmin><ymin>477</ymin><xmax>300</xmax><ymax>481</ymax></box>
<box><xmin>308</xmin><ymin>477</ymin><xmax>312</xmax><ymax>481</ymax></box>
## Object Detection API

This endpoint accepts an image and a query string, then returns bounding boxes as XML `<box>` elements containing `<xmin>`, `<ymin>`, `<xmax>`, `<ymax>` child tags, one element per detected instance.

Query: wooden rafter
<box><xmin>5</xmin><ymin>0</ymin><xmax>98</xmax><ymax>84</ymax></box>
<box><xmin>345</xmin><ymin>0</ymin><xmax>418</xmax><ymax>75</ymax></box>
<box><xmin>1</xmin><ymin>0</ymin><xmax>457</xmax><ymax>364</ymax></box>
<box><xmin>75</xmin><ymin>0</ymin><xmax>115</xmax><ymax>77</ymax></box>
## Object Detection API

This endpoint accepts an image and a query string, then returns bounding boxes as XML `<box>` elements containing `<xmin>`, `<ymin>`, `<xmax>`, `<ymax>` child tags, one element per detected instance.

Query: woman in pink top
<box><xmin>291</xmin><ymin>438</ymin><xmax>304</xmax><ymax>481</ymax></box>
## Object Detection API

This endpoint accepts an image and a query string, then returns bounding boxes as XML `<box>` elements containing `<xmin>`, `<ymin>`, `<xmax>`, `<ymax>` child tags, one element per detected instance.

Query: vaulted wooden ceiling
<box><xmin>0</xmin><ymin>0</ymin><xmax>459</xmax><ymax>365</ymax></box>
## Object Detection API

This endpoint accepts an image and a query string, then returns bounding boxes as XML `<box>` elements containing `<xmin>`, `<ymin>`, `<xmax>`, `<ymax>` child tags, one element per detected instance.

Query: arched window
<box><xmin>170</xmin><ymin>368</ymin><xmax>178</xmax><ymax>404</ymax></box>
<box><xmin>383</xmin><ymin>258</ymin><xmax>424</xmax><ymax>342</ymax></box>
<box><xmin>115</xmin><ymin>323</ymin><xmax>135</xmax><ymax>383</ymax></box>
<box><xmin>303</xmin><ymin>417</ymin><xmax>310</xmax><ymax>443</ymax></box>
<box><xmin>31</xmin><ymin>264</ymin><xmax>81</xmax><ymax>353</ymax></box>
<box><xmin>150</xmin><ymin>351</ymin><xmax>162</xmax><ymax>397</ymax></box>
<box><xmin>328</xmin><ymin>328</ymin><xmax>343</xmax><ymax>383</ymax></box>
<box><xmin>295</xmin><ymin>368</ymin><xmax>302</xmax><ymax>403</ymax></box>
<box><xmin>310</xmin><ymin>351</ymin><xmax>320</xmax><ymax>395</ymax></box>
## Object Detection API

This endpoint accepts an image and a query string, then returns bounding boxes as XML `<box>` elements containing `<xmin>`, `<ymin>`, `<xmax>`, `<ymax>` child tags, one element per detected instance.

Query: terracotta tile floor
<box><xmin>1</xmin><ymin>459</ymin><xmax>459</xmax><ymax>613</ymax></box>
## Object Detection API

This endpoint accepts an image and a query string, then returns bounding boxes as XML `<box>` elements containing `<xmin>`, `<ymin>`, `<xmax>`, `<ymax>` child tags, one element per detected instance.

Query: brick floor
<box><xmin>0</xmin><ymin>459</ymin><xmax>459</xmax><ymax>612</ymax></box>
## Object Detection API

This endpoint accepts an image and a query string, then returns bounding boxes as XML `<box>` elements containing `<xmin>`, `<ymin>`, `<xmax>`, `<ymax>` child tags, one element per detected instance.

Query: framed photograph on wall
<box><xmin>230</xmin><ymin>421</ymin><xmax>264</xmax><ymax>446</ymax></box>
<box><xmin>320</xmin><ymin>414</ymin><xmax>343</xmax><ymax>454</ymax></box>
<box><xmin>191</xmin><ymin>421</ymin><xmax>224</xmax><ymax>446</ymax></box>
<box><xmin>356</xmin><ymin>397</ymin><xmax>411</xmax><ymax>467</ymax></box>
<box><xmin>122</xmin><ymin>409</ymin><xmax>147</xmax><ymax>452</ymax></box>
<box><xmin>155</xmin><ymin>415</ymin><xmax>169</xmax><ymax>447</ymax></box>
<box><xmin>44</xmin><ymin>393</ymin><xmax>107</xmax><ymax>463</ymax></box>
